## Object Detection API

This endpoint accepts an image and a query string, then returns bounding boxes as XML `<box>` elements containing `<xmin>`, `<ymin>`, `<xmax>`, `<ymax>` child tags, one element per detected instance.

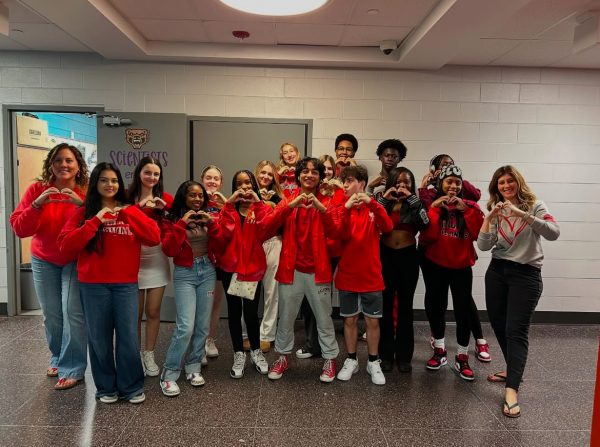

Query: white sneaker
<box><xmin>142</xmin><ymin>351</ymin><xmax>159</xmax><ymax>377</ymax></box>
<box><xmin>206</xmin><ymin>337</ymin><xmax>219</xmax><ymax>358</ymax></box>
<box><xmin>99</xmin><ymin>394</ymin><xmax>118</xmax><ymax>404</ymax></box>
<box><xmin>160</xmin><ymin>380</ymin><xmax>180</xmax><ymax>397</ymax></box>
<box><xmin>337</xmin><ymin>358</ymin><xmax>359</xmax><ymax>381</ymax></box>
<box><xmin>129</xmin><ymin>392</ymin><xmax>146</xmax><ymax>404</ymax></box>
<box><xmin>250</xmin><ymin>349</ymin><xmax>269</xmax><ymax>374</ymax></box>
<box><xmin>201</xmin><ymin>355</ymin><xmax>208</xmax><ymax>366</ymax></box>
<box><xmin>367</xmin><ymin>359</ymin><xmax>386</xmax><ymax>385</ymax></box>
<box><xmin>230</xmin><ymin>351</ymin><xmax>246</xmax><ymax>379</ymax></box>
<box><xmin>186</xmin><ymin>372</ymin><xmax>205</xmax><ymax>387</ymax></box>
<box><xmin>140</xmin><ymin>352</ymin><xmax>146</xmax><ymax>376</ymax></box>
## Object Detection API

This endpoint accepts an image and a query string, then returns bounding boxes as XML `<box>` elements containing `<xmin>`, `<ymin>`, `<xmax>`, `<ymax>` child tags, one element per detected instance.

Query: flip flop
<box><xmin>46</xmin><ymin>367</ymin><xmax>58</xmax><ymax>377</ymax></box>
<box><xmin>503</xmin><ymin>400</ymin><xmax>521</xmax><ymax>418</ymax></box>
<box><xmin>487</xmin><ymin>372</ymin><xmax>507</xmax><ymax>383</ymax></box>
<box><xmin>54</xmin><ymin>377</ymin><xmax>83</xmax><ymax>390</ymax></box>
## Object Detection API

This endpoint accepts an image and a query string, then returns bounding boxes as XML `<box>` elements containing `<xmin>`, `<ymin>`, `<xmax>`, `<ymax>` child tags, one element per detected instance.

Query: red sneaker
<box><xmin>476</xmin><ymin>341</ymin><xmax>491</xmax><ymax>363</ymax></box>
<box><xmin>319</xmin><ymin>359</ymin><xmax>336</xmax><ymax>383</ymax></box>
<box><xmin>268</xmin><ymin>355</ymin><xmax>288</xmax><ymax>380</ymax></box>
<box><xmin>454</xmin><ymin>354</ymin><xmax>475</xmax><ymax>381</ymax></box>
<box><xmin>426</xmin><ymin>348</ymin><xmax>447</xmax><ymax>370</ymax></box>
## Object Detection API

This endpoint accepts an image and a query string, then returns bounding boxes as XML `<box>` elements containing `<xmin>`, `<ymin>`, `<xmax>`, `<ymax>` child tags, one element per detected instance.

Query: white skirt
<box><xmin>138</xmin><ymin>244</ymin><xmax>171</xmax><ymax>289</ymax></box>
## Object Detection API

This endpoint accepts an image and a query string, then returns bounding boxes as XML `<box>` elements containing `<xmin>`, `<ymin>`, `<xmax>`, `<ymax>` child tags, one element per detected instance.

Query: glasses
<box><xmin>335</xmin><ymin>146</ymin><xmax>354</xmax><ymax>153</ymax></box>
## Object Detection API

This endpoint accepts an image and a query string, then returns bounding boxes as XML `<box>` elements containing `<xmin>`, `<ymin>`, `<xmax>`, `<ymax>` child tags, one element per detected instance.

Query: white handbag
<box><xmin>227</xmin><ymin>273</ymin><xmax>258</xmax><ymax>300</ymax></box>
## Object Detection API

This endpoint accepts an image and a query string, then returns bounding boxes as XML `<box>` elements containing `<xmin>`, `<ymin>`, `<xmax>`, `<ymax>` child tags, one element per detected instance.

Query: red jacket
<box><xmin>332</xmin><ymin>200</ymin><xmax>393</xmax><ymax>292</ymax></box>
<box><xmin>323</xmin><ymin>188</ymin><xmax>347</xmax><ymax>258</ymax></box>
<box><xmin>10</xmin><ymin>182</ymin><xmax>86</xmax><ymax>266</ymax></box>
<box><xmin>262</xmin><ymin>190</ymin><xmax>336</xmax><ymax>285</ymax></box>
<box><xmin>58</xmin><ymin>205</ymin><xmax>160</xmax><ymax>283</ymax></box>
<box><xmin>418</xmin><ymin>201</ymin><xmax>484</xmax><ymax>269</ymax></box>
<box><xmin>160</xmin><ymin>210</ymin><xmax>222</xmax><ymax>268</ymax></box>
<box><xmin>216</xmin><ymin>202</ymin><xmax>272</xmax><ymax>281</ymax></box>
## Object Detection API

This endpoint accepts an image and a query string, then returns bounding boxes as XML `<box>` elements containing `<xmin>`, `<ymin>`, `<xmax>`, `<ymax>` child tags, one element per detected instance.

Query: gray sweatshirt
<box><xmin>477</xmin><ymin>200</ymin><xmax>560</xmax><ymax>269</ymax></box>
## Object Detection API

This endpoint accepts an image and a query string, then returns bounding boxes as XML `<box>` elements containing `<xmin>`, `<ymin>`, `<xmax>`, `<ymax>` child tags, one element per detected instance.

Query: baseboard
<box><xmin>331</xmin><ymin>308</ymin><xmax>599</xmax><ymax>325</ymax></box>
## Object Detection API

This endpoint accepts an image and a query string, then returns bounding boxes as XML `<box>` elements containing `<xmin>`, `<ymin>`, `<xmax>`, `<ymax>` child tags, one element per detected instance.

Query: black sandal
<box><xmin>503</xmin><ymin>400</ymin><xmax>521</xmax><ymax>418</ymax></box>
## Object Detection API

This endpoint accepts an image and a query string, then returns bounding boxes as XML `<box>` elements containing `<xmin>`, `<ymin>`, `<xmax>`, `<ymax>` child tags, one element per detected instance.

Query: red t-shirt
<box><xmin>294</xmin><ymin>207</ymin><xmax>315</xmax><ymax>273</ymax></box>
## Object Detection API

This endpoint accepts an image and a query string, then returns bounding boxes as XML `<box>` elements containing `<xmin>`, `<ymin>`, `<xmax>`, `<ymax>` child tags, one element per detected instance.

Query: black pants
<box><xmin>379</xmin><ymin>244</ymin><xmax>419</xmax><ymax>363</ymax></box>
<box><xmin>221</xmin><ymin>271</ymin><xmax>262</xmax><ymax>353</ymax></box>
<box><xmin>421</xmin><ymin>257</ymin><xmax>473</xmax><ymax>348</ymax></box>
<box><xmin>485</xmin><ymin>258</ymin><xmax>542</xmax><ymax>391</ymax></box>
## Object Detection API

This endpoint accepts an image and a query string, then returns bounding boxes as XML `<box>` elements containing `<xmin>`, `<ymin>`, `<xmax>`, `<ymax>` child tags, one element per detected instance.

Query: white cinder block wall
<box><xmin>1</xmin><ymin>51</ymin><xmax>599</xmax><ymax>314</ymax></box>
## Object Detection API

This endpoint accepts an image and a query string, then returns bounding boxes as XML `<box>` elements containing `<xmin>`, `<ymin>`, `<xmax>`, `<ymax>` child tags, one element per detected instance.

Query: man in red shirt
<box><xmin>331</xmin><ymin>165</ymin><xmax>393</xmax><ymax>385</ymax></box>
<box><xmin>263</xmin><ymin>157</ymin><xmax>340</xmax><ymax>383</ymax></box>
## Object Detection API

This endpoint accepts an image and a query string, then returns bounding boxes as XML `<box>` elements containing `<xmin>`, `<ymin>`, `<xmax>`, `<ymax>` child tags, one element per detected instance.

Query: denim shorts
<box><xmin>338</xmin><ymin>290</ymin><xmax>383</xmax><ymax>318</ymax></box>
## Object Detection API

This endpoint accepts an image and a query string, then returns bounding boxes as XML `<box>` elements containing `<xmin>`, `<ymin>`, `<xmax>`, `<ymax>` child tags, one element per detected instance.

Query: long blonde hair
<box><xmin>277</xmin><ymin>142</ymin><xmax>300</xmax><ymax>168</ymax></box>
<box><xmin>487</xmin><ymin>165</ymin><xmax>536</xmax><ymax>212</ymax></box>
<box><xmin>254</xmin><ymin>160</ymin><xmax>283</xmax><ymax>198</ymax></box>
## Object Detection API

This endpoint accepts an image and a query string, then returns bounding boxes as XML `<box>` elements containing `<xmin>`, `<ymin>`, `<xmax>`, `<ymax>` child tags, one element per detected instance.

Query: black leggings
<box><xmin>421</xmin><ymin>257</ymin><xmax>473</xmax><ymax>348</ymax></box>
<box><xmin>221</xmin><ymin>271</ymin><xmax>262</xmax><ymax>353</ymax></box>
<box><xmin>485</xmin><ymin>258</ymin><xmax>542</xmax><ymax>391</ymax></box>
<box><xmin>379</xmin><ymin>244</ymin><xmax>419</xmax><ymax>363</ymax></box>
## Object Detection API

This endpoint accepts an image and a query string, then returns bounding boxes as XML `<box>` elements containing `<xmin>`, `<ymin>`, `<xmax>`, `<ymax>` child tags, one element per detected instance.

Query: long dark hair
<box><xmin>83</xmin><ymin>162</ymin><xmax>127</xmax><ymax>253</ymax></box>
<box><xmin>231</xmin><ymin>170</ymin><xmax>261</xmax><ymax>197</ymax></box>
<box><xmin>169</xmin><ymin>181</ymin><xmax>208</xmax><ymax>220</ymax></box>
<box><xmin>385</xmin><ymin>167</ymin><xmax>416</xmax><ymax>196</ymax></box>
<box><xmin>127</xmin><ymin>156</ymin><xmax>164</xmax><ymax>204</ymax></box>
<box><xmin>434</xmin><ymin>170</ymin><xmax>466</xmax><ymax>238</ymax></box>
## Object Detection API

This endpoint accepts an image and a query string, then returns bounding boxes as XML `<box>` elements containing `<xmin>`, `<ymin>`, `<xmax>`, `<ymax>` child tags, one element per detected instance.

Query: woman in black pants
<box><xmin>377</xmin><ymin>168</ymin><xmax>428</xmax><ymax>373</ymax></box>
<box><xmin>478</xmin><ymin>165</ymin><xmax>559</xmax><ymax>418</ymax></box>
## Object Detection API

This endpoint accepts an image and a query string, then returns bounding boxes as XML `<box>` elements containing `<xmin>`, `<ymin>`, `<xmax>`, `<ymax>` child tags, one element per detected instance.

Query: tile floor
<box><xmin>0</xmin><ymin>316</ymin><xmax>596</xmax><ymax>447</ymax></box>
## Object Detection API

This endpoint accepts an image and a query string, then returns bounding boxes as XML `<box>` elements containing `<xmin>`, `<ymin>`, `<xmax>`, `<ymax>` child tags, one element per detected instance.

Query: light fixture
<box><xmin>219</xmin><ymin>0</ymin><xmax>329</xmax><ymax>16</ymax></box>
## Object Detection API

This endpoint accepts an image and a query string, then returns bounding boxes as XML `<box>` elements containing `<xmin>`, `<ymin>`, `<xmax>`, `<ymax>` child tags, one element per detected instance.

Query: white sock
<box><xmin>476</xmin><ymin>338</ymin><xmax>487</xmax><ymax>345</ymax></box>
<box><xmin>457</xmin><ymin>345</ymin><xmax>469</xmax><ymax>356</ymax></box>
<box><xmin>433</xmin><ymin>338</ymin><xmax>445</xmax><ymax>349</ymax></box>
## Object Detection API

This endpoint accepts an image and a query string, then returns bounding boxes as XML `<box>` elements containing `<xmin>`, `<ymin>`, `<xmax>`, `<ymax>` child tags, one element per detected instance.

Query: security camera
<box><xmin>102</xmin><ymin>115</ymin><xmax>132</xmax><ymax>127</ymax></box>
<box><xmin>379</xmin><ymin>40</ymin><xmax>398</xmax><ymax>55</ymax></box>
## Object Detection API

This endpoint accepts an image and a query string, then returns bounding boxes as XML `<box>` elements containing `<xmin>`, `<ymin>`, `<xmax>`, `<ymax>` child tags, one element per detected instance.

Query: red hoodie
<box><xmin>10</xmin><ymin>182</ymin><xmax>86</xmax><ymax>266</ymax></box>
<box><xmin>262</xmin><ymin>190</ymin><xmax>336</xmax><ymax>285</ymax></box>
<box><xmin>418</xmin><ymin>200</ymin><xmax>484</xmax><ymax>269</ymax></box>
<box><xmin>215</xmin><ymin>201</ymin><xmax>272</xmax><ymax>281</ymax></box>
<box><xmin>58</xmin><ymin>205</ymin><xmax>160</xmax><ymax>283</ymax></box>
<box><xmin>332</xmin><ymin>200</ymin><xmax>393</xmax><ymax>292</ymax></box>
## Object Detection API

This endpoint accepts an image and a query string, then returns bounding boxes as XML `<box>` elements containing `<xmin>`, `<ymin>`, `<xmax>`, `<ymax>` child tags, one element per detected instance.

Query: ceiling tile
<box><xmin>132</xmin><ymin>19</ymin><xmax>209</xmax><ymax>42</ymax></box>
<box><xmin>339</xmin><ymin>25</ymin><xmax>411</xmax><ymax>47</ymax></box>
<box><xmin>204</xmin><ymin>21</ymin><xmax>276</xmax><ymax>45</ymax></box>
<box><xmin>109</xmin><ymin>0</ymin><xmax>200</xmax><ymax>20</ymax></box>
<box><xmin>348</xmin><ymin>0</ymin><xmax>437</xmax><ymax>27</ymax></box>
<box><xmin>9</xmin><ymin>23</ymin><xmax>91</xmax><ymax>52</ymax></box>
<box><xmin>492</xmin><ymin>40</ymin><xmax>574</xmax><ymax>66</ymax></box>
<box><xmin>450</xmin><ymin>39</ymin><xmax>522</xmax><ymax>66</ymax></box>
<box><xmin>276</xmin><ymin>23</ymin><xmax>343</xmax><ymax>46</ymax></box>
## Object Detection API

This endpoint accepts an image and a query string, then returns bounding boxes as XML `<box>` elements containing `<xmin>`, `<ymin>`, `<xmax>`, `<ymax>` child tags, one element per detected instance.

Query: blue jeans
<box><xmin>162</xmin><ymin>256</ymin><xmax>215</xmax><ymax>381</ymax></box>
<box><xmin>30</xmin><ymin>256</ymin><xmax>87</xmax><ymax>379</ymax></box>
<box><xmin>79</xmin><ymin>282</ymin><xmax>144</xmax><ymax>400</ymax></box>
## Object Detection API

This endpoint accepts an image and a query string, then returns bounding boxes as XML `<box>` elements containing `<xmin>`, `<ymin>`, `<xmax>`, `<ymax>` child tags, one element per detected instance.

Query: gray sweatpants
<box><xmin>274</xmin><ymin>270</ymin><xmax>339</xmax><ymax>359</ymax></box>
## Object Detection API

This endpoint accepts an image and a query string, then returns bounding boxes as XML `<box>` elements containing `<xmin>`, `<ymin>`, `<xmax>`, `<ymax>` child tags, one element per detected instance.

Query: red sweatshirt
<box><xmin>332</xmin><ymin>200</ymin><xmax>393</xmax><ymax>292</ymax></box>
<box><xmin>418</xmin><ymin>201</ymin><xmax>484</xmax><ymax>269</ymax></box>
<box><xmin>160</xmin><ymin>210</ymin><xmax>222</xmax><ymax>268</ymax></box>
<box><xmin>58</xmin><ymin>205</ymin><xmax>160</xmax><ymax>283</ymax></box>
<box><xmin>323</xmin><ymin>187</ymin><xmax>347</xmax><ymax>258</ymax></box>
<box><xmin>261</xmin><ymin>190</ymin><xmax>336</xmax><ymax>284</ymax></box>
<box><xmin>138</xmin><ymin>192</ymin><xmax>174</xmax><ymax>220</ymax></box>
<box><xmin>216</xmin><ymin>201</ymin><xmax>272</xmax><ymax>281</ymax></box>
<box><xmin>10</xmin><ymin>182</ymin><xmax>86</xmax><ymax>266</ymax></box>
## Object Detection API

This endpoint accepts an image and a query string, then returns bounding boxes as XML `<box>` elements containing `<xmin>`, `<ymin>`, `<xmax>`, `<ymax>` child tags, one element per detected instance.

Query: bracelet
<box><xmin>523</xmin><ymin>212</ymin><xmax>531</xmax><ymax>223</ymax></box>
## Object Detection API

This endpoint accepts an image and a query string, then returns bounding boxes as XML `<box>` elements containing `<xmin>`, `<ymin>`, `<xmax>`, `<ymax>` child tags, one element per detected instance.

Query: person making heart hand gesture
<box><xmin>10</xmin><ymin>143</ymin><xmax>89</xmax><ymax>391</ymax></box>
<box><xmin>277</xmin><ymin>142</ymin><xmax>301</xmax><ymax>197</ymax></box>
<box><xmin>58</xmin><ymin>163</ymin><xmax>160</xmax><ymax>405</ymax></box>
<box><xmin>127</xmin><ymin>156</ymin><xmax>174</xmax><ymax>378</ymax></box>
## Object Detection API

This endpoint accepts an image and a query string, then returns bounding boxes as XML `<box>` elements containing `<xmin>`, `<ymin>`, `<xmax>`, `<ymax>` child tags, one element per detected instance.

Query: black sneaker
<box><xmin>397</xmin><ymin>361</ymin><xmax>412</xmax><ymax>373</ymax></box>
<box><xmin>380</xmin><ymin>359</ymin><xmax>393</xmax><ymax>372</ymax></box>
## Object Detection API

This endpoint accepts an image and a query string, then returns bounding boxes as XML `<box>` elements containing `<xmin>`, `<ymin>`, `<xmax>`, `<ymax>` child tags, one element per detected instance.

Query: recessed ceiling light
<box><xmin>219</xmin><ymin>0</ymin><xmax>329</xmax><ymax>16</ymax></box>
<box><xmin>367</xmin><ymin>9</ymin><xmax>379</xmax><ymax>15</ymax></box>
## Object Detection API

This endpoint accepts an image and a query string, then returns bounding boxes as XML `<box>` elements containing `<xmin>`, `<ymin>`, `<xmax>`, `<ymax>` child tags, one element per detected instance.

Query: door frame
<box><xmin>2</xmin><ymin>104</ymin><xmax>104</xmax><ymax>316</ymax></box>
<box><xmin>187</xmin><ymin>116</ymin><xmax>313</xmax><ymax>180</ymax></box>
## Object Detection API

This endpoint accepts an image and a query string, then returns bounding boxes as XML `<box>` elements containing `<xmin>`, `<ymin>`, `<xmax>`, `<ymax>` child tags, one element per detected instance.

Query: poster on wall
<box><xmin>96</xmin><ymin>113</ymin><xmax>188</xmax><ymax>194</ymax></box>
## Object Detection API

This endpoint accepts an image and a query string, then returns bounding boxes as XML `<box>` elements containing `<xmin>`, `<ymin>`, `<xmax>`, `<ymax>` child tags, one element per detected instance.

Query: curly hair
<box><xmin>487</xmin><ymin>165</ymin><xmax>536</xmax><ymax>212</ymax></box>
<box><xmin>39</xmin><ymin>142</ymin><xmax>89</xmax><ymax>189</ymax></box>
<box><xmin>334</xmin><ymin>134</ymin><xmax>358</xmax><ymax>153</ymax></box>
<box><xmin>376</xmin><ymin>139</ymin><xmax>407</xmax><ymax>160</ymax></box>
<box><xmin>294</xmin><ymin>157</ymin><xmax>325</xmax><ymax>185</ymax></box>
